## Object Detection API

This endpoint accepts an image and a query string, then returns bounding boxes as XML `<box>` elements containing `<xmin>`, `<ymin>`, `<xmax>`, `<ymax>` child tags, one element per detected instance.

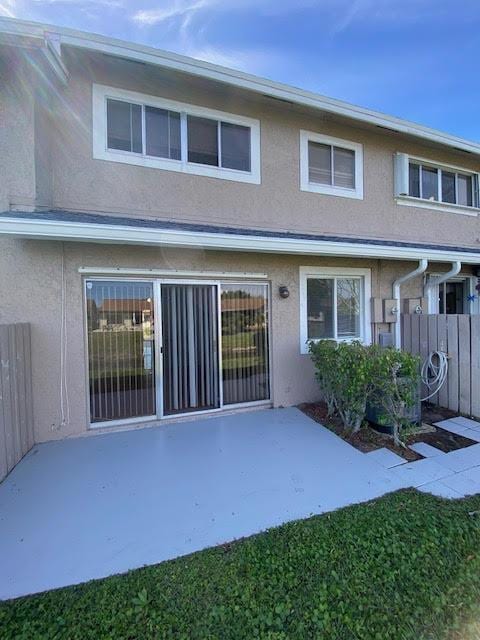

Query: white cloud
<box><xmin>131</xmin><ymin>0</ymin><xmax>319</xmax><ymax>26</ymax></box>
<box><xmin>132</xmin><ymin>0</ymin><xmax>212</xmax><ymax>26</ymax></box>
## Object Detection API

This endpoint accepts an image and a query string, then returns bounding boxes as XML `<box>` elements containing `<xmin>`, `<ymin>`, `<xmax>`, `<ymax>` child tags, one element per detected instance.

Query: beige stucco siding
<box><xmin>0</xmin><ymin>55</ymin><xmax>37</xmax><ymax>212</ymax></box>
<box><xmin>0</xmin><ymin>236</ymin><xmax>468</xmax><ymax>444</ymax></box>
<box><xmin>43</xmin><ymin>50</ymin><xmax>480</xmax><ymax>250</ymax></box>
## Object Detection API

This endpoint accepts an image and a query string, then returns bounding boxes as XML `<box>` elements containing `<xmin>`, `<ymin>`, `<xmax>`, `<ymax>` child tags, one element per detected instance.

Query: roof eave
<box><xmin>1</xmin><ymin>216</ymin><xmax>480</xmax><ymax>264</ymax></box>
<box><xmin>0</xmin><ymin>17</ymin><xmax>479</xmax><ymax>156</ymax></box>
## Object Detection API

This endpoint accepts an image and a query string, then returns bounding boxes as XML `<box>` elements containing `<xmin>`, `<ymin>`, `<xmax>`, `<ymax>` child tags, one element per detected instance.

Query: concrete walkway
<box><xmin>1</xmin><ymin>408</ymin><xmax>479</xmax><ymax>600</ymax></box>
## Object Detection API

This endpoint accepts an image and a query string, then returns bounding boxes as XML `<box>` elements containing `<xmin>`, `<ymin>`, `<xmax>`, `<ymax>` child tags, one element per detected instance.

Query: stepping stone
<box><xmin>418</xmin><ymin>480</ymin><xmax>463</xmax><ymax>499</ymax></box>
<box><xmin>391</xmin><ymin>458</ymin><xmax>451</xmax><ymax>487</ymax></box>
<box><xmin>440</xmin><ymin>471</ymin><xmax>480</xmax><ymax>497</ymax></box>
<box><xmin>462</xmin><ymin>466</ymin><xmax>480</xmax><ymax>484</ymax></box>
<box><xmin>365</xmin><ymin>448</ymin><xmax>406</xmax><ymax>468</ymax></box>
<box><xmin>433</xmin><ymin>419</ymin><xmax>470</xmax><ymax>436</ymax></box>
<box><xmin>409</xmin><ymin>442</ymin><xmax>444</xmax><ymax>458</ymax></box>
<box><xmin>450</xmin><ymin>417</ymin><xmax>480</xmax><ymax>430</ymax></box>
<box><xmin>433</xmin><ymin>443</ymin><xmax>480</xmax><ymax>473</ymax></box>
<box><xmin>463</xmin><ymin>429</ymin><xmax>480</xmax><ymax>443</ymax></box>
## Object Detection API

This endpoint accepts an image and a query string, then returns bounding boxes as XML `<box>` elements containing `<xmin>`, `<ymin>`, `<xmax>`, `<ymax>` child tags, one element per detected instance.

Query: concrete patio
<box><xmin>1</xmin><ymin>407</ymin><xmax>480</xmax><ymax>600</ymax></box>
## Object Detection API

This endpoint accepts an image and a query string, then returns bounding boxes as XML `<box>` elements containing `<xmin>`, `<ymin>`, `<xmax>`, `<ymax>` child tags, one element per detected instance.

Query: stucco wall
<box><xmin>45</xmin><ymin>49</ymin><xmax>480</xmax><ymax>249</ymax></box>
<box><xmin>0</xmin><ymin>236</ymin><xmax>468</xmax><ymax>444</ymax></box>
<box><xmin>0</xmin><ymin>54</ymin><xmax>36</xmax><ymax>211</ymax></box>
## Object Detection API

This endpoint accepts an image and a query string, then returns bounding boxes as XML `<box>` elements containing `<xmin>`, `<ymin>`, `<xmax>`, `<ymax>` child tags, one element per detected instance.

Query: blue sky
<box><xmin>2</xmin><ymin>0</ymin><xmax>480</xmax><ymax>140</ymax></box>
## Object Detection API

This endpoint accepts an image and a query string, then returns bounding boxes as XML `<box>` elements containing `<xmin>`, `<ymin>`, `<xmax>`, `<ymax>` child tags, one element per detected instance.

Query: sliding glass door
<box><xmin>86</xmin><ymin>279</ymin><xmax>270</xmax><ymax>425</ymax></box>
<box><xmin>161</xmin><ymin>284</ymin><xmax>220</xmax><ymax>416</ymax></box>
<box><xmin>86</xmin><ymin>280</ymin><xmax>155</xmax><ymax>424</ymax></box>
<box><xmin>221</xmin><ymin>284</ymin><xmax>270</xmax><ymax>405</ymax></box>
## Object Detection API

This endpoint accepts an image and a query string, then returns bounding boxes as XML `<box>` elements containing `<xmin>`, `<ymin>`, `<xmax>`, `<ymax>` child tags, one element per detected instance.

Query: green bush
<box><xmin>309</xmin><ymin>341</ymin><xmax>421</xmax><ymax>442</ymax></box>
<box><xmin>309</xmin><ymin>340</ymin><xmax>371</xmax><ymax>432</ymax></box>
<box><xmin>367</xmin><ymin>345</ymin><xmax>421</xmax><ymax>446</ymax></box>
<box><xmin>308</xmin><ymin>340</ymin><xmax>338</xmax><ymax>416</ymax></box>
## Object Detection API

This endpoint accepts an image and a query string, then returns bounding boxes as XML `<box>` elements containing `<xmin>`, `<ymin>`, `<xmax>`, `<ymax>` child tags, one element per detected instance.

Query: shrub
<box><xmin>308</xmin><ymin>340</ymin><xmax>337</xmax><ymax>417</ymax></box>
<box><xmin>310</xmin><ymin>341</ymin><xmax>421</xmax><ymax>442</ymax></box>
<box><xmin>309</xmin><ymin>340</ymin><xmax>371</xmax><ymax>432</ymax></box>
<box><xmin>367</xmin><ymin>346</ymin><xmax>421</xmax><ymax>447</ymax></box>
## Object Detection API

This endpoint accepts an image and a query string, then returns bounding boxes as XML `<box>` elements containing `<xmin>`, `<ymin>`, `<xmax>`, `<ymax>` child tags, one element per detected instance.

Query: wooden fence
<box><xmin>0</xmin><ymin>323</ymin><xmax>34</xmax><ymax>483</ymax></box>
<box><xmin>402</xmin><ymin>314</ymin><xmax>480</xmax><ymax>418</ymax></box>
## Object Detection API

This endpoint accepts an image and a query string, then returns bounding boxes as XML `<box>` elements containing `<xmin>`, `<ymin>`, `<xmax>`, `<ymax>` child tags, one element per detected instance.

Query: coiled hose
<box><xmin>421</xmin><ymin>351</ymin><xmax>449</xmax><ymax>401</ymax></box>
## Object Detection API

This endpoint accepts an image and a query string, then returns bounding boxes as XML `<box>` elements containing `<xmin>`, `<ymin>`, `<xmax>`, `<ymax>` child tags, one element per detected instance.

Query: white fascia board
<box><xmin>0</xmin><ymin>20</ymin><xmax>68</xmax><ymax>84</ymax></box>
<box><xmin>42</xmin><ymin>37</ymin><xmax>69</xmax><ymax>84</ymax></box>
<box><xmin>1</xmin><ymin>17</ymin><xmax>480</xmax><ymax>157</ymax></box>
<box><xmin>1</xmin><ymin>216</ymin><xmax>480</xmax><ymax>264</ymax></box>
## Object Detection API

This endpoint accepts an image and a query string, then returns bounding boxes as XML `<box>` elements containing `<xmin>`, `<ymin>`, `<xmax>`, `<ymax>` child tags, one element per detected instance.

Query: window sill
<box><xmin>395</xmin><ymin>195</ymin><xmax>479</xmax><ymax>217</ymax></box>
<box><xmin>301</xmin><ymin>336</ymin><xmax>367</xmax><ymax>355</ymax></box>
<box><xmin>300</xmin><ymin>182</ymin><xmax>363</xmax><ymax>200</ymax></box>
<box><xmin>93</xmin><ymin>148</ymin><xmax>261</xmax><ymax>184</ymax></box>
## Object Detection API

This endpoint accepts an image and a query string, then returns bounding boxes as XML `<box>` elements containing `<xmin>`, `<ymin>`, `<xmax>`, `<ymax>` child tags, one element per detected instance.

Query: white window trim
<box><xmin>92</xmin><ymin>84</ymin><xmax>261</xmax><ymax>184</ymax></box>
<box><xmin>425</xmin><ymin>275</ymin><xmax>479</xmax><ymax>315</ymax></box>
<box><xmin>394</xmin><ymin>152</ymin><xmax>480</xmax><ymax>217</ymax></box>
<box><xmin>299</xmin><ymin>130</ymin><xmax>364</xmax><ymax>199</ymax></box>
<box><xmin>299</xmin><ymin>266</ymin><xmax>371</xmax><ymax>354</ymax></box>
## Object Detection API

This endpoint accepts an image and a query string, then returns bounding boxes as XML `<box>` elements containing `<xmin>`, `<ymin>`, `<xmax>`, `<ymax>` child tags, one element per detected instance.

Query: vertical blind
<box><xmin>162</xmin><ymin>284</ymin><xmax>220</xmax><ymax>415</ymax></box>
<box><xmin>221</xmin><ymin>284</ymin><xmax>270</xmax><ymax>405</ymax></box>
<box><xmin>86</xmin><ymin>280</ymin><xmax>155</xmax><ymax>423</ymax></box>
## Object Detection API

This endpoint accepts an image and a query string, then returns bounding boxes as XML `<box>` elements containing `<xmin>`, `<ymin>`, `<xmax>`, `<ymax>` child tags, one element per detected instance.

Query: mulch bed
<box><xmin>299</xmin><ymin>400</ymin><xmax>478</xmax><ymax>462</ymax></box>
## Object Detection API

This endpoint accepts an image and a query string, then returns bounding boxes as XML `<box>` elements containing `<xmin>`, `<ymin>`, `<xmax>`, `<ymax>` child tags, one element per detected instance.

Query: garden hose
<box><xmin>420</xmin><ymin>351</ymin><xmax>449</xmax><ymax>402</ymax></box>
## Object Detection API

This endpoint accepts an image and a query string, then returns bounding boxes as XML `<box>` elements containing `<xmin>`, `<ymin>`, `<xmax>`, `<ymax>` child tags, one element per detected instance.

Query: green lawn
<box><xmin>2</xmin><ymin>490</ymin><xmax>480</xmax><ymax>640</ymax></box>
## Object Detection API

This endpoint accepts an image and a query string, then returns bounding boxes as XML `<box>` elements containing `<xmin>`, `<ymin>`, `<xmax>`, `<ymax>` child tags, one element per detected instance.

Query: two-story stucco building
<box><xmin>1</xmin><ymin>17</ymin><xmax>480</xmax><ymax>445</ymax></box>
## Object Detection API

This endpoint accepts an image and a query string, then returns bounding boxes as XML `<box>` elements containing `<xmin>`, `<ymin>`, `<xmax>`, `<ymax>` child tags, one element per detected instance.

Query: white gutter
<box><xmin>2</xmin><ymin>217</ymin><xmax>480</xmax><ymax>264</ymax></box>
<box><xmin>425</xmin><ymin>261</ymin><xmax>462</xmax><ymax>313</ymax></box>
<box><xmin>2</xmin><ymin>17</ymin><xmax>480</xmax><ymax>156</ymax></box>
<box><xmin>392</xmin><ymin>259</ymin><xmax>429</xmax><ymax>348</ymax></box>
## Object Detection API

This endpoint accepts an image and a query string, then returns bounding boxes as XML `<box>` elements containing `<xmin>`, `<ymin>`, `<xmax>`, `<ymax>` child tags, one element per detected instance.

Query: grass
<box><xmin>2</xmin><ymin>490</ymin><xmax>480</xmax><ymax>639</ymax></box>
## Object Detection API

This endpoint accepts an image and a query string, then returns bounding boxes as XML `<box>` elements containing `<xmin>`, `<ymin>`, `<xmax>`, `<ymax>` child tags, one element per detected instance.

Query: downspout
<box><xmin>424</xmin><ymin>261</ymin><xmax>462</xmax><ymax>314</ymax></box>
<box><xmin>392</xmin><ymin>259</ymin><xmax>428</xmax><ymax>348</ymax></box>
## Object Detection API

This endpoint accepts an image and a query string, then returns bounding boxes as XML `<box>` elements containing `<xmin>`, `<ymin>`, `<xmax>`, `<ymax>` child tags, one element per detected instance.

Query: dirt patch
<box><xmin>299</xmin><ymin>401</ymin><xmax>478</xmax><ymax>461</ymax></box>
<box><xmin>408</xmin><ymin>427</ymin><xmax>476</xmax><ymax>453</ymax></box>
<box><xmin>299</xmin><ymin>402</ymin><xmax>421</xmax><ymax>462</ymax></box>
<box><xmin>421</xmin><ymin>403</ymin><xmax>460</xmax><ymax>425</ymax></box>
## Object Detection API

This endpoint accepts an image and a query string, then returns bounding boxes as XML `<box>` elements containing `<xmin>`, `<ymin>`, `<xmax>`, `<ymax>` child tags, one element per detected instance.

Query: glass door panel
<box><xmin>221</xmin><ymin>284</ymin><xmax>270</xmax><ymax>405</ymax></box>
<box><xmin>161</xmin><ymin>284</ymin><xmax>220</xmax><ymax>416</ymax></box>
<box><xmin>86</xmin><ymin>280</ymin><xmax>155</xmax><ymax>423</ymax></box>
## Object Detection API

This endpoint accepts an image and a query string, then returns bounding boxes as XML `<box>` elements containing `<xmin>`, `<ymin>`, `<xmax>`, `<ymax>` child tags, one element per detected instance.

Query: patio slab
<box><xmin>447</xmin><ymin>417</ymin><xmax>480</xmax><ymax>430</ymax></box>
<box><xmin>365</xmin><ymin>447</ymin><xmax>406</xmax><ymax>468</ymax></box>
<box><xmin>409</xmin><ymin>442</ymin><xmax>444</xmax><ymax>458</ymax></box>
<box><xmin>432</xmin><ymin>443</ymin><xmax>480</xmax><ymax>473</ymax></box>
<box><xmin>417</xmin><ymin>481</ymin><xmax>463</xmax><ymax>499</ymax></box>
<box><xmin>390</xmin><ymin>458</ymin><xmax>452</xmax><ymax>487</ymax></box>
<box><xmin>434</xmin><ymin>419</ymin><xmax>471</xmax><ymax>436</ymax></box>
<box><xmin>440</xmin><ymin>471</ymin><xmax>480</xmax><ymax>496</ymax></box>
<box><xmin>0</xmin><ymin>408</ymin><xmax>406</xmax><ymax>601</ymax></box>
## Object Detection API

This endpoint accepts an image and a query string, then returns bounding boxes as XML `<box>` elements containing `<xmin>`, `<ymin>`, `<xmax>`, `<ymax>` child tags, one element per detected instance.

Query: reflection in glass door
<box><xmin>221</xmin><ymin>284</ymin><xmax>270</xmax><ymax>404</ymax></box>
<box><xmin>86</xmin><ymin>280</ymin><xmax>155</xmax><ymax>423</ymax></box>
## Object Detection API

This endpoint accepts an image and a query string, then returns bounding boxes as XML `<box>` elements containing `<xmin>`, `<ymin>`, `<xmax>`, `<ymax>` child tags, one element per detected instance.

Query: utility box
<box><xmin>371</xmin><ymin>297</ymin><xmax>383</xmax><ymax>323</ymax></box>
<box><xmin>383</xmin><ymin>298</ymin><xmax>398</xmax><ymax>323</ymax></box>
<box><xmin>378</xmin><ymin>332</ymin><xmax>394</xmax><ymax>348</ymax></box>
<box><xmin>403</xmin><ymin>298</ymin><xmax>422</xmax><ymax>315</ymax></box>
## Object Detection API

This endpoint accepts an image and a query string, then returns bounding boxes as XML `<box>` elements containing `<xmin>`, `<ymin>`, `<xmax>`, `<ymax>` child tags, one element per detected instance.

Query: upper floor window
<box><xmin>409</xmin><ymin>162</ymin><xmax>477</xmax><ymax>207</ymax></box>
<box><xmin>394</xmin><ymin>153</ymin><xmax>480</xmax><ymax>215</ymax></box>
<box><xmin>300</xmin><ymin>130</ymin><xmax>364</xmax><ymax>200</ymax></box>
<box><xmin>93</xmin><ymin>84</ymin><xmax>260</xmax><ymax>184</ymax></box>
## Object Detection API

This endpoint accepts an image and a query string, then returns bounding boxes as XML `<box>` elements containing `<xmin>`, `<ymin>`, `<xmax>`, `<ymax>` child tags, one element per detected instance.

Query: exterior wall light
<box><xmin>279</xmin><ymin>285</ymin><xmax>290</xmax><ymax>299</ymax></box>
